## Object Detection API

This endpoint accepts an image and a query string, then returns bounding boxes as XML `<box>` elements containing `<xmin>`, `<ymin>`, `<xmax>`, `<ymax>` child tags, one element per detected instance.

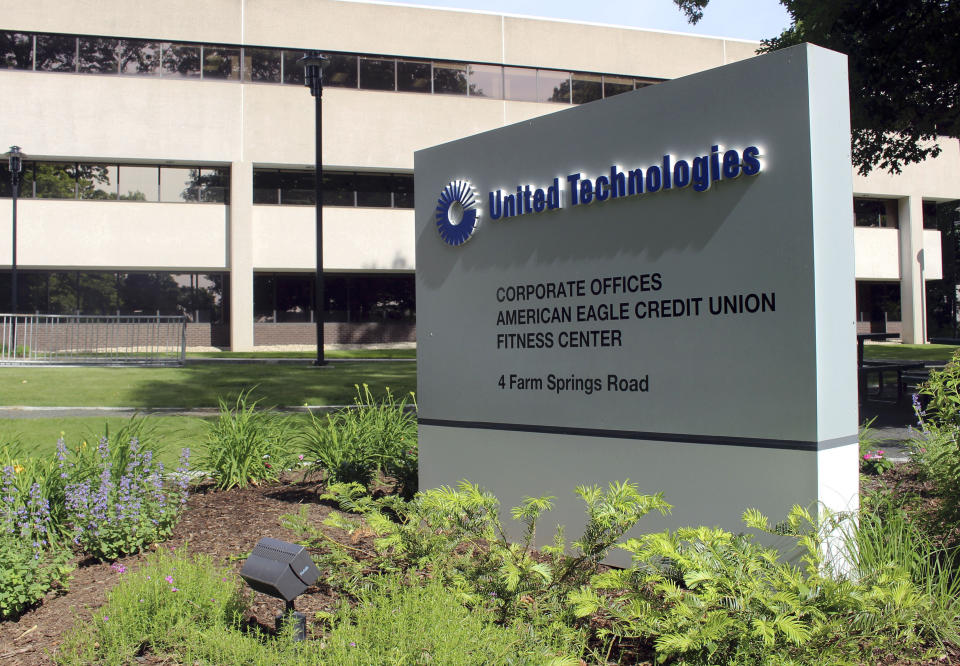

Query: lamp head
<box><xmin>298</xmin><ymin>52</ymin><xmax>327</xmax><ymax>97</ymax></box>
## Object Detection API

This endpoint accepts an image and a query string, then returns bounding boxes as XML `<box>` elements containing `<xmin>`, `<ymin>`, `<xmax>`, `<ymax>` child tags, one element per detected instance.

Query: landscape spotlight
<box><xmin>240</xmin><ymin>537</ymin><xmax>321</xmax><ymax>641</ymax></box>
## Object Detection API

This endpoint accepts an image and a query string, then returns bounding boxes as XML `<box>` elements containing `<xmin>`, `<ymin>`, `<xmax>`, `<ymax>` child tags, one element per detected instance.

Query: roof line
<box><xmin>333</xmin><ymin>0</ymin><xmax>762</xmax><ymax>44</ymax></box>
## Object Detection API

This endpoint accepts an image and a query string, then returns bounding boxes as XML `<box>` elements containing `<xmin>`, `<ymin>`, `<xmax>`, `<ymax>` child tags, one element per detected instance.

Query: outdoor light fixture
<box><xmin>240</xmin><ymin>537</ymin><xmax>321</xmax><ymax>641</ymax></box>
<box><xmin>298</xmin><ymin>51</ymin><xmax>328</xmax><ymax>367</ymax></box>
<box><xmin>5</xmin><ymin>146</ymin><xmax>23</xmax><ymax>349</ymax></box>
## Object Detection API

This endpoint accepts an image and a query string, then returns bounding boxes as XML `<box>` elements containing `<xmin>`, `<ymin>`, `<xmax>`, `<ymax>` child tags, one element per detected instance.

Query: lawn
<box><xmin>863</xmin><ymin>342</ymin><xmax>960</xmax><ymax>361</ymax></box>
<box><xmin>187</xmin><ymin>349</ymin><xmax>416</xmax><ymax>360</ymax></box>
<box><xmin>0</xmin><ymin>361</ymin><xmax>416</xmax><ymax>409</ymax></box>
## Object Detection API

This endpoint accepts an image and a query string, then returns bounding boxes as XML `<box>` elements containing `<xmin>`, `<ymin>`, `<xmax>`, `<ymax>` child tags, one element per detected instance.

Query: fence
<box><xmin>0</xmin><ymin>314</ymin><xmax>186</xmax><ymax>366</ymax></box>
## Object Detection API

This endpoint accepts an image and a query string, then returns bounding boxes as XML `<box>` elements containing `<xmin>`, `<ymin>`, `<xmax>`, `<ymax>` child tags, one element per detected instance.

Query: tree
<box><xmin>673</xmin><ymin>0</ymin><xmax>960</xmax><ymax>175</ymax></box>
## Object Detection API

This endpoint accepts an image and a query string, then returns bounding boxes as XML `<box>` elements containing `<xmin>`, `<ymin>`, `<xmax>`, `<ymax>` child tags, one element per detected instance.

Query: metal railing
<box><xmin>0</xmin><ymin>314</ymin><xmax>186</xmax><ymax>366</ymax></box>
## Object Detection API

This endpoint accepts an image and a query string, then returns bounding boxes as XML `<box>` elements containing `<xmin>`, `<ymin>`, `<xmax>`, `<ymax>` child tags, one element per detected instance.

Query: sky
<box><xmin>364</xmin><ymin>0</ymin><xmax>792</xmax><ymax>42</ymax></box>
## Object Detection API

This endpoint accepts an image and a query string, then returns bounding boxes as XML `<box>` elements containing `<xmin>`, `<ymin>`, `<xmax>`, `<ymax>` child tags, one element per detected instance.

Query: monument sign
<box><xmin>414</xmin><ymin>44</ymin><xmax>858</xmax><ymax>548</ymax></box>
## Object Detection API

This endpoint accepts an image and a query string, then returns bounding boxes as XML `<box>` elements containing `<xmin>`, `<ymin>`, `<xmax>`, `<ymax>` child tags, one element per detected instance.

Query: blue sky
<box><xmin>366</xmin><ymin>0</ymin><xmax>791</xmax><ymax>41</ymax></box>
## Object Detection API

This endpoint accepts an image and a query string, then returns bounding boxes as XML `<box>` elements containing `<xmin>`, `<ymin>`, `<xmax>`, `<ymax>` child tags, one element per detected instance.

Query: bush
<box><xmin>571</xmin><ymin>505</ymin><xmax>954</xmax><ymax>665</ymax></box>
<box><xmin>56</xmin><ymin>547</ymin><xmax>246</xmax><ymax>666</ymax></box>
<box><xmin>299</xmin><ymin>384</ymin><xmax>417</xmax><ymax>495</ymax></box>
<box><xmin>62</xmin><ymin>436</ymin><xmax>190</xmax><ymax>560</ymax></box>
<box><xmin>0</xmin><ymin>462</ymin><xmax>73</xmax><ymax>620</ymax></box>
<box><xmin>199</xmin><ymin>390</ymin><xmax>293</xmax><ymax>490</ymax></box>
<box><xmin>911</xmin><ymin>366</ymin><xmax>960</xmax><ymax>514</ymax></box>
<box><xmin>0</xmin><ymin>530</ymin><xmax>72</xmax><ymax>620</ymax></box>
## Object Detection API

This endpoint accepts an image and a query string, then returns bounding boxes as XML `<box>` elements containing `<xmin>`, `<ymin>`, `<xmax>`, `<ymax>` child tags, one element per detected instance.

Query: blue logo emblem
<box><xmin>435</xmin><ymin>180</ymin><xmax>480</xmax><ymax>247</ymax></box>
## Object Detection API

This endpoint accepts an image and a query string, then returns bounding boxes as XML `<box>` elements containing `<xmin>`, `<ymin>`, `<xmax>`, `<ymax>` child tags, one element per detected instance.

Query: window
<box><xmin>34</xmin><ymin>163</ymin><xmax>76</xmax><ymax>199</ymax></box>
<box><xmin>78</xmin><ymin>165</ymin><xmax>118</xmax><ymax>200</ymax></box>
<box><xmin>203</xmin><ymin>46</ymin><xmax>240</xmax><ymax>80</ymax></box>
<box><xmin>162</xmin><ymin>43</ymin><xmax>200</xmax><ymax>77</ymax></box>
<box><xmin>433</xmin><ymin>62</ymin><xmax>467</xmax><ymax>95</ymax></box>
<box><xmin>0</xmin><ymin>31</ymin><xmax>33</xmax><ymax>70</ymax></box>
<box><xmin>78</xmin><ymin>37</ymin><xmax>118</xmax><ymax>73</ymax></box>
<box><xmin>504</xmin><ymin>66</ymin><xmax>537</xmax><ymax>102</ymax></box>
<box><xmin>854</xmin><ymin>198</ymin><xmax>898</xmax><ymax>228</ymax></box>
<box><xmin>36</xmin><ymin>34</ymin><xmax>76</xmax><ymax>72</ymax></box>
<box><xmin>355</xmin><ymin>173</ymin><xmax>392</xmax><ymax>207</ymax></box>
<box><xmin>324</xmin><ymin>54</ymin><xmax>357</xmax><ymax>88</ymax></box>
<box><xmin>253</xmin><ymin>169</ymin><xmax>413</xmax><ymax>208</ymax></box>
<box><xmin>281</xmin><ymin>50</ymin><xmax>305</xmax><ymax>85</ymax></box>
<box><xmin>923</xmin><ymin>201</ymin><xmax>939</xmax><ymax>229</ymax></box>
<box><xmin>118</xmin><ymin>165</ymin><xmax>158</xmax><ymax>201</ymax></box>
<box><xmin>323</xmin><ymin>173</ymin><xmax>355</xmax><ymax>206</ymax></box>
<box><xmin>603</xmin><ymin>75</ymin><xmax>633</xmax><ymax>98</ymax></box>
<box><xmin>572</xmin><ymin>73</ymin><xmax>602</xmax><ymax>104</ymax></box>
<box><xmin>118</xmin><ymin>40</ymin><xmax>161</xmax><ymax>75</ymax></box>
<box><xmin>468</xmin><ymin>64</ymin><xmax>502</xmax><ymax>98</ymax></box>
<box><xmin>244</xmin><ymin>47</ymin><xmax>281</xmax><ymax>82</ymax></box>
<box><xmin>538</xmin><ymin>70</ymin><xmax>571</xmax><ymax>103</ymax></box>
<box><xmin>359</xmin><ymin>57</ymin><xmax>395</xmax><ymax>90</ymax></box>
<box><xmin>397</xmin><ymin>60</ymin><xmax>431</xmax><ymax>93</ymax></box>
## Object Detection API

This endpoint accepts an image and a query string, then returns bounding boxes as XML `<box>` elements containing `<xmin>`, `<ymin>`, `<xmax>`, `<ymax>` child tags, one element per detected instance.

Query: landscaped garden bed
<box><xmin>1</xmin><ymin>375</ymin><xmax>960</xmax><ymax>664</ymax></box>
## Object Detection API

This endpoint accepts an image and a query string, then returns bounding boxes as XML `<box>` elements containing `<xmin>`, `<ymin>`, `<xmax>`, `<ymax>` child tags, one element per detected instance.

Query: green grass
<box><xmin>187</xmin><ymin>348</ymin><xmax>416</xmax><ymax>359</ymax></box>
<box><xmin>863</xmin><ymin>343</ymin><xmax>959</xmax><ymax>361</ymax></box>
<box><xmin>0</xmin><ymin>362</ymin><xmax>415</xmax><ymax>408</ymax></box>
<box><xmin>0</xmin><ymin>415</ymin><xmax>213</xmax><ymax>469</ymax></box>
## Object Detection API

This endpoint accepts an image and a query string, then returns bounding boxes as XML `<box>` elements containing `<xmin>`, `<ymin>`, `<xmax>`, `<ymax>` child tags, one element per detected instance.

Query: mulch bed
<box><xmin>1</xmin><ymin>467</ymin><xmax>959</xmax><ymax>665</ymax></box>
<box><xmin>0</xmin><ymin>472</ymin><xmax>345</xmax><ymax>665</ymax></box>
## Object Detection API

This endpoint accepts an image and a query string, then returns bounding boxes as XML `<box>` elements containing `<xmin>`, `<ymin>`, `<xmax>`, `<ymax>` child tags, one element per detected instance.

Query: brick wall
<box><xmin>856</xmin><ymin>320</ymin><xmax>902</xmax><ymax>335</ymax></box>
<box><xmin>254</xmin><ymin>322</ymin><xmax>416</xmax><ymax>346</ymax></box>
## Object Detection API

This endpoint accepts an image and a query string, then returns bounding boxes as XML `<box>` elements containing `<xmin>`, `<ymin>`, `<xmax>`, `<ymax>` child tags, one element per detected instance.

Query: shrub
<box><xmin>199</xmin><ymin>390</ymin><xmax>293</xmax><ymax>490</ymax></box>
<box><xmin>299</xmin><ymin>384</ymin><xmax>417</xmax><ymax>495</ymax></box>
<box><xmin>0</xmin><ymin>463</ymin><xmax>73</xmax><ymax>620</ymax></box>
<box><xmin>0</xmin><ymin>530</ymin><xmax>72</xmax><ymax>620</ymax></box>
<box><xmin>56</xmin><ymin>547</ymin><xmax>246</xmax><ymax>666</ymax></box>
<box><xmin>63</xmin><ymin>436</ymin><xmax>190</xmax><ymax>560</ymax></box>
<box><xmin>571</xmin><ymin>505</ymin><xmax>953</xmax><ymax>665</ymax></box>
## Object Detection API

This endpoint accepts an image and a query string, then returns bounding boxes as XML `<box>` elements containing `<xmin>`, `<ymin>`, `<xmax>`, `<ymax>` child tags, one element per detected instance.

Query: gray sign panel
<box><xmin>415</xmin><ymin>44</ymin><xmax>857</xmax><ymax>544</ymax></box>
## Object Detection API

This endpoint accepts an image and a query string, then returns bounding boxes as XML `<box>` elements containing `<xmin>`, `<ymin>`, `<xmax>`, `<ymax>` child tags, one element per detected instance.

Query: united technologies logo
<box><xmin>435</xmin><ymin>180</ymin><xmax>480</xmax><ymax>247</ymax></box>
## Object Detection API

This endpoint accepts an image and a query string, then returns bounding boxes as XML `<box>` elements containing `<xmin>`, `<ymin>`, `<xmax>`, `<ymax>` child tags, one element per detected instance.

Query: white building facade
<box><xmin>0</xmin><ymin>0</ymin><xmax>955</xmax><ymax>349</ymax></box>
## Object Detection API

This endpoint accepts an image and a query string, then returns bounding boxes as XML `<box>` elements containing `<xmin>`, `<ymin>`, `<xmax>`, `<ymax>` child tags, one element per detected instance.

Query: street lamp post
<box><xmin>299</xmin><ymin>52</ymin><xmax>327</xmax><ymax>367</ymax></box>
<box><xmin>5</xmin><ymin>146</ymin><xmax>23</xmax><ymax>347</ymax></box>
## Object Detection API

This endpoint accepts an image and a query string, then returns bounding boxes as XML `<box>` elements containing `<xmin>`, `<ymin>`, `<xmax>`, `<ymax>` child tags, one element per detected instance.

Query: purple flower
<box><xmin>165</xmin><ymin>575</ymin><xmax>174</xmax><ymax>584</ymax></box>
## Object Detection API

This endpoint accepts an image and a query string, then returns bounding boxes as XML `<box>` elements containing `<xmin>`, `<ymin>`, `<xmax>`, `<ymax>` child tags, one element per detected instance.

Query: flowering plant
<box><xmin>861</xmin><ymin>449</ymin><xmax>894</xmax><ymax>475</ymax></box>
<box><xmin>62</xmin><ymin>437</ymin><xmax>190</xmax><ymax>561</ymax></box>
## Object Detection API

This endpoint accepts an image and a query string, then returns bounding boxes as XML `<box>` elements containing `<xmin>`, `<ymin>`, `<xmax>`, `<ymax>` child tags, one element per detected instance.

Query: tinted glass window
<box><xmin>397</xmin><ymin>60</ymin><xmax>430</xmax><ymax>93</ymax></box>
<box><xmin>355</xmin><ymin>174</ymin><xmax>392</xmax><ymax>207</ymax></box>
<box><xmin>78</xmin><ymin>37</ymin><xmax>118</xmax><ymax>73</ymax></box>
<box><xmin>118</xmin><ymin>40</ymin><xmax>161</xmax><ymax>75</ymax></box>
<box><xmin>281</xmin><ymin>50</ymin><xmax>305</xmax><ymax>85</ymax></box>
<box><xmin>244</xmin><ymin>47</ymin><xmax>281</xmax><ymax>82</ymax></box>
<box><xmin>118</xmin><ymin>165</ymin><xmax>158</xmax><ymax>201</ymax></box>
<box><xmin>359</xmin><ymin>57</ymin><xmax>395</xmax><ymax>90</ymax></box>
<box><xmin>0</xmin><ymin>163</ymin><xmax>10</xmax><ymax>197</ymax></box>
<box><xmin>281</xmin><ymin>171</ymin><xmax>316</xmax><ymax>205</ymax></box>
<box><xmin>36</xmin><ymin>34</ymin><xmax>76</xmax><ymax>72</ymax></box>
<box><xmin>0</xmin><ymin>31</ymin><xmax>33</xmax><ymax>70</ymax></box>
<box><xmin>35</xmin><ymin>162</ymin><xmax>76</xmax><ymax>199</ymax></box>
<box><xmin>538</xmin><ymin>70</ymin><xmax>570</xmax><ymax>103</ymax></box>
<box><xmin>468</xmin><ymin>64</ymin><xmax>502</xmax><ymax>98</ymax></box>
<box><xmin>276</xmin><ymin>274</ymin><xmax>312</xmax><ymax>322</ymax></box>
<box><xmin>197</xmin><ymin>168</ymin><xmax>229</xmax><ymax>203</ymax></box>
<box><xmin>504</xmin><ymin>66</ymin><xmax>537</xmax><ymax>102</ymax></box>
<box><xmin>162</xmin><ymin>43</ymin><xmax>200</xmax><ymax>77</ymax></box>
<box><xmin>78</xmin><ymin>165</ymin><xmax>117</xmax><ymax>200</ymax></box>
<box><xmin>854</xmin><ymin>198</ymin><xmax>898</xmax><ymax>228</ymax></box>
<box><xmin>253</xmin><ymin>170</ymin><xmax>281</xmax><ymax>204</ymax></box>
<box><xmin>160</xmin><ymin>167</ymin><xmax>197</xmax><ymax>202</ymax></box>
<box><xmin>572</xmin><ymin>73</ymin><xmax>602</xmax><ymax>104</ymax></box>
<box><xmin>603</xmin><ymin>75</ymin><xmax>633</xmax><ymax>98</ymax></box>
<box><xmin>203</xmin><ymin>46</ymin><xmax>240</xmax><ymax>80</ymax></box>
<box><xmin>923</xmin><ymin>201</ymin><xmax>939</xmax><ymax>229</ymax></box>
<box><xmin>18</xmin><ymin>162</ymin><xmax>35</xmax><ymax>198</ymax></box>
<box><xmin>393</xmin><ymin>175</ymin><xmax>414</xmax><ymax>208</ymax></box>
<box><xmin>324</xmin><ymin>54</ymin><xmax>357</xmax><ymax>88</ymax></box>
<box><xmin>323</xmin><ymin>173</ymin><xmax>355</xmax><ymax>206</ymax></box>
<box><xmin>433</xmin><ymin>63</ymin><xmax>467</xmax><ymax>94</ymax></box>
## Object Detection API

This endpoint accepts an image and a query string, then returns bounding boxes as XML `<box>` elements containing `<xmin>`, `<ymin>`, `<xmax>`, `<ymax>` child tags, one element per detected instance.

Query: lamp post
<box><xmin>299</xmin><ymin>52</ymin><xmax>327</xmax><ymax>367</ymax></box>
<box><xmin>5</xmin><ymin>146</ymin><xmax>23</xmax><ymax>345</ymax></box>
